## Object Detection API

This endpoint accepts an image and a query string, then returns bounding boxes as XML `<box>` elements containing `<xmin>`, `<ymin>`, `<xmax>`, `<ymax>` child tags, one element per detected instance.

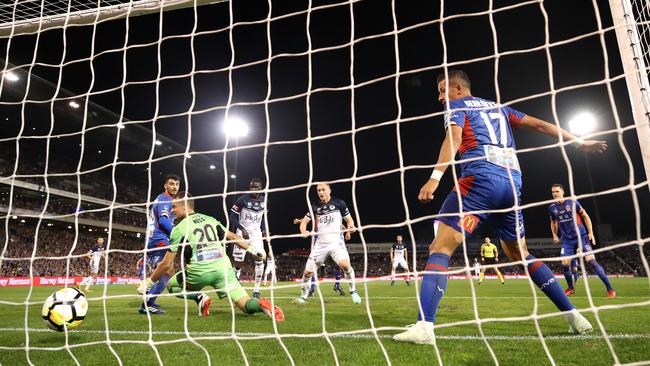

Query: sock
<box><xmin>344</xmin><ymin>268</ymin><xmax>356</xmax><ymax>293</ymax></box>
<box><xmin>335</xmin><ymin>271</ymin><xmax>342</xmax><ymax>286</ymax></box>
<box><xmin>148</xmin><ymin>273</ymin><xmax>170</xmax><ymax>306</ymax></box>
<box><xmin>168</xmin><ymin>285</ymin><xmax>198</xmax><ymax>301</ymax></box>
<box><xmin>563</xmin><ymin>265</ymin><xmax>574</xmax><ymax>289</ymax></box>
<box><xmin>244</xmin><ymin>298</ymin><xmax>263</xmax><ymax>314</ymax></box>
<box><xmin>300</xmin><ymin>275</ymin><xmax>311</xmax><ymax>299</ymax></box>
<box><xmin>406</xmin><ymin>269</ymin><xmax>411</xmax><ymax>282</ymax></box>
<box><xmin>526</xmin><ymin>255</ymin><xmax>574</xmax><ymax>311</ymax></box>
<box><xmin>479</xmin><ymin>271</ymin><xmax>485</xmax><ymax>282</ymax></box>
<box><xmin>588</xmin><ymin>260</ymin><xmax>613</xmax><ymax>291</ymax></box>
<box><xmin>310</xmin><ymin>275</ymin><xmax>317</xmax><ymax>294</ymax></box>
<box><xmin>417</xmin><ymin>253</ymin><xmax>450</xmax><ymax>323</ymax></box>
<box><xmin>253</xmin><ymin>260</ymin><xmax>264</xmax><ymax>293</ymax></box>
<box><xmin>496</xmin><ymin>269</ymin><xmax>505</xmax><ymax>283</ymax></box>
<box><xmin>85</xmin><ymin>277</ymin><xmax>93</xmax><ymax>289</ymax></box>
<box><xmin>390</xmin><ymin>267</ymin><xmax>396</xmax><ymax>281</ymax></box>
<box><xmin>234</xmin><ymin>267</ymin><xmax>242</xmax><ymax>280</ymax></box>
<box><xmin>573</xmin><ymin>269</ymin><xmax>580</xmax><ymax>284</ymax></box>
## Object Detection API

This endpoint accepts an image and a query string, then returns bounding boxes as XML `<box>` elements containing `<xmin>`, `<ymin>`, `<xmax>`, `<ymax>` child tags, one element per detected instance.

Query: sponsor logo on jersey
<box><xmin>329</xmin><ymin>205</ymin><xmax>335</xmax><ymax>210</ymax></box>
<box><xmin>318</xmin><ymin>215</ymin><xmax>335</xmax><ymax>226</ymax></box>
<box><xmin>247</xmin><ymin>202</ymin><xmax>253</xmax><ymax>208</ymax></box>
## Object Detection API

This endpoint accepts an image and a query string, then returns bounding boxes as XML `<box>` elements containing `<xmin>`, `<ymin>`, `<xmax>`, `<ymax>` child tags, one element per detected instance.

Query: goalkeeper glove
<box><xmin>247</xmin><ymin>246</ymin><xmax>266</xmax><ymax>260</ymax></box>
<box><xmin>137</xmin><ymin>277</ymin><xmax>156</xmax><ymax>295</ymax></box>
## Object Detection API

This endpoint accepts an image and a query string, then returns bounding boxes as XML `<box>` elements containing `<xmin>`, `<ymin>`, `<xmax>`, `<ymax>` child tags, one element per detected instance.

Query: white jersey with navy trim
<box><xmin>305</xmin><ymin>197</ymin><xmax>350</xmax><ymax>245</ymax></box>
<box><xmin>231</xmin><ymin>194</ymin><xmax>266</xmax><ymax>240</ymax></box>
<box><xmin>392</xmin><ymin>243</ymin><xmax>406</xmax><ymax>260</ymax></box>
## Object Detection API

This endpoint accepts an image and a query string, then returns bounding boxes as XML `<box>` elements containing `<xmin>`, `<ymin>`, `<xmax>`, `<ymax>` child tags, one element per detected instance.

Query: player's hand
<box><xmin>247</xmin><ymin>246</ymin><xmax>266</xmax><ymax>260</ymax></box>
<box><xmin>137</xmin><ymin>278</ymin><xmax>155</xmax><ymax>295</ymax></box>
<box><xmin>495</xmin><ymin>258</ymin><xmax>499</xmax><ymax>262</ymax></box>
<box><xmin>293</xmin><ymin>218</ymin><xmax>302</xmax><ymax>225</ymax></box>
<box><xmin>344</xmin><ymin>232</ymin><xmax>351</xmax><ymax>241</ymax></box>
<box><xmin>241</xmin><ymin>229</ymin><xmax>250</xmax><ymax>240</ymax></box>
<box><xmin>588</xmin><ymin>233</ymin><xmax>596</xmax><ymax>245</ymax></box>
<box><xmin>418</xmin><ymin>179</ymin><xmax>440</xmax><ymax>203</ymax></box>
<box><xmin>578</xmin><ymin>140</ymin><xmax>607</xmax><ymax>154</ymax></box>
<box><xmin>552</xmin><ymin>236</ymin><xmax>560</xmax><ymax>245</ymax></box>
<box><xmin>300</xmin><ymin>229</ymin><xmax>310</xmax><ymax>238</ymax></box>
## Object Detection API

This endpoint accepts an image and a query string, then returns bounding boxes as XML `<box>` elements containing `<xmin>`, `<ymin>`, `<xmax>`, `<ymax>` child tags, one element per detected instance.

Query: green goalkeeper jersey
<box><xmin>169</xmin><ymin>213</ymin><xmax>233</xmax><ymax>275</ymax></box>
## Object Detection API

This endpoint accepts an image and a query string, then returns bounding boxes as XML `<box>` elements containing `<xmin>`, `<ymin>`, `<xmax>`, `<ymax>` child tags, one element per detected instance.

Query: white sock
<box><xmin>390</xmin><ymin>268</ymin><xmax>396</xmax><ymax>281</ymax></box>
<box><xmin>254</xmin><ymin>261</ymin><xmax>264</xmax><ymax>293</ymax></box>
<box><xmin>235</xmin><ymin>267</ymin><xmax>242</xmax><ymax>280</ymax></box>
<box><xmin>406</xmin><ymin>269</ymin><xmax>411</xmax><ymax>281</ymax></box>
<box><xmin>344</xmin><ymin>268</ymin><xmax>356</xmax><ymax>293</ymax></box>
<box><xmin>300</xmin><ymin>275</ymin><xmax>311</xmax><ymax>299</ymax></box>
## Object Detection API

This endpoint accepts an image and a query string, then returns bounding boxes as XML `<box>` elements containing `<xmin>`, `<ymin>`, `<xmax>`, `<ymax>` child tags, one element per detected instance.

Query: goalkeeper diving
<box><xmin>142</xmin><ymin>191</ymin><xmax>284</xmax><ymax>321</ymax></box>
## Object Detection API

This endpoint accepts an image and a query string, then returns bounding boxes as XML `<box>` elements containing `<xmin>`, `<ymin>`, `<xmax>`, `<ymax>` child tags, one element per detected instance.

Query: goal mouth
<box><xmin>0</xmin><ymin>0</ymin><xmax>649</xmax><ymax>365</ymax></box>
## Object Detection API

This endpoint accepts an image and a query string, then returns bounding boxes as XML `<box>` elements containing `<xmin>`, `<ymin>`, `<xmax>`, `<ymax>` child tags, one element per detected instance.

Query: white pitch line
<box><xmin>1</xmin><ymin>328</ymin><xmax>649</xmax><ymax>341</ymax></box>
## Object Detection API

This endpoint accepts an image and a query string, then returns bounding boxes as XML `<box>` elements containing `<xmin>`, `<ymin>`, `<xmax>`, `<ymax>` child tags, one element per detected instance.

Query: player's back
<box><xmin>172</xmin><ymin>213</ymin><xmax>230</xmax><ymax>267</ymax></box>
<box><xmin>446</xmin><ymin>96</ymin><xmax>525</xmax><ymax>183</ymax></box>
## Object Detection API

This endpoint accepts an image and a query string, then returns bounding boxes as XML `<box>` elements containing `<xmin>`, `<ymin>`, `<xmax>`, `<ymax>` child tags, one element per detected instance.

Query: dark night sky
<box><xmin>1</xmin><ymin>0</ymin><xmax>648</xmax><ymax>252</ymax></box>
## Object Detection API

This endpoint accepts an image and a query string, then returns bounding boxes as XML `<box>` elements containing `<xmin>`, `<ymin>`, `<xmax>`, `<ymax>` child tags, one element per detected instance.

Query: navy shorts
<box><xmin>438</xmin><ymin>173</ymin><xmax>525</xmax><ymax>241</ymax></box>
<box><xmin>561</xmin><ymin>235</ymin><xmax>593</xmax><ymax>257</ymax></box>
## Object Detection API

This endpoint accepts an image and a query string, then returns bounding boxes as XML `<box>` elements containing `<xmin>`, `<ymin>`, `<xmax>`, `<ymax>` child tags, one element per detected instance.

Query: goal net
<box><xmin>0</xmin><ymin>0</ymin><xmax>649</xmax><ymax>365</ymax></box>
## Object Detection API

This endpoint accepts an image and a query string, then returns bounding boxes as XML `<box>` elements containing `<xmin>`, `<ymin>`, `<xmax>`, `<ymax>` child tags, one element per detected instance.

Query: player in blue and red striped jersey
<box><xmin>394</xmin><ymin>70</ymin><xmax>607</xmax><ymax>344</ymax></box>
<box><xmin>137</xmin><ymin>174</ymin><xmax>181</xmax><ymax>315</ymax></box>
<box><xmin>549</xmin><ymin>183</ymin><xmax>615</xmax><ymax>297</ymax></box>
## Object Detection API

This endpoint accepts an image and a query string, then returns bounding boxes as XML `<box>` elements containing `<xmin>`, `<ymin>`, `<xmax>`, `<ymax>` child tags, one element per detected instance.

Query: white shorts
<box><xmin>233</xmin><ymin>236</ymin><xmax>264</xmax><ymax>263</ymax></box>
<box><xmin>264</xmin><ymin>263</ymin><xmax>275</xmax><ymax>276</ymax></box>
<box><xmin>392</xmin><ymin>257</ymin><xmax>408</xmax><ymax>270</ymax></box>
<box><xmin>90</xmin><ymin>261</ymin><xmax>100</xmax><ymax>274</ymax></box>
<box><xmin>305</xmin><ymin>241</ymin><xmax>350</xmax><ymax>273</ymax></box>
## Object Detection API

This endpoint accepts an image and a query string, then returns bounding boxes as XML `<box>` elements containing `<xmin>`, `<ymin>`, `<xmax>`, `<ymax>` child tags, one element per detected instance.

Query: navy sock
<box><xmin>417</xmin><ymin>253</ymin><xmax>450</xmax><ymax>323</ymax></box>
<box><xmin>148</xmin><ymin>273</ymin><xmax>170</xmax><ymax>306</ymax></box>
<box><xmin>588</xmin><ymin>260</ymin><xmax>613</xmax><ymax>291</ymax></box>
<box><xmin>526</xmin><ymin>255</ymin><xmax>574</xmax><ymax>311</ymax></box>
<box><xmin>563</xmin><ymin>265</ymin><xmax>574</xmax><ymax>289</ymax></box>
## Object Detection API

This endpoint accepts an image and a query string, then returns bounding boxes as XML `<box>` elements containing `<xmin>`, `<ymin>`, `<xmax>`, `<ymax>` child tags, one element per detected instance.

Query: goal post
<box><xmin>0</xmin><ymin>0</ymin><xmax>225</xmax><ymax>37</ymax></box>
<box><xmin>609</xmin><ymin>0</ymin><xmax>650</xmax><ymax>191</ymax></box>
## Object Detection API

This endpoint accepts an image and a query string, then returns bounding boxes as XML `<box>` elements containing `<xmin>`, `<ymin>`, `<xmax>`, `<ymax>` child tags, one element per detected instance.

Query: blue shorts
<box><xmin>438</xmin><ymin>173</ymin><xmax>525</xmax><ymax>241</ymax></box>
<box><xmin>561</xmin><ymin>235</ymin><xmax>593</xmax><ymax>257</ymax></box>
<box><xmin>140</xmin><ymin>241</ymin><xmax>169</xmax><ymax>277</ymax></box>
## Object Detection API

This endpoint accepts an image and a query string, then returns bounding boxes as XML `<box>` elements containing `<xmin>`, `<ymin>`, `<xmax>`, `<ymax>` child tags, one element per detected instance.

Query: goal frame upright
<box><xmin>609</xmin><ymin>0</ymin><xmax>650</xmax><ymax>190</ymax></box>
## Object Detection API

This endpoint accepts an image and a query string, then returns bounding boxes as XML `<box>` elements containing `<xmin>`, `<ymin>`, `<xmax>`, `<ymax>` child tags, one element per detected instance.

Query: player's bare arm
<box><xmin>229</xmin><ymin>230</ymin><xmax>266</xmax><ymax>259</ymax></box>
<box><xmin>344</xmin><ymin>215</ymin><xmax>355</xmax><ymax>241</ymax></box>
<box><xmin>419</xmin><ymin>124</ymin><xmax>462</xmax><ymax>203</ymax></box>
<box><xmin>550</xmin><ymin>219</ymin><xmax>560</xmax><ymax>244</ymax></box>
<box><xmin>579</xmin><ymin>208</ymin><xmax>596</xmax><ymax>244</ymax></box>
<box><xmin>299</xmin><ymin>216</ymin><xmax>310</xmax><ymax>238</ymax></box>
<box><xmin>519</xmin><ymin>115</ymin><xmax>607</xmax><ymax>153</ymax></box>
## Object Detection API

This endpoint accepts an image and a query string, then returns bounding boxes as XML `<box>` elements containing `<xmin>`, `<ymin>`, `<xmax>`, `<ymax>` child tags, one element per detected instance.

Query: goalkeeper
<box><xmin>144</xmin><ymin>191</ymin><xmax>284</xmax><ymax>321</ymax></box>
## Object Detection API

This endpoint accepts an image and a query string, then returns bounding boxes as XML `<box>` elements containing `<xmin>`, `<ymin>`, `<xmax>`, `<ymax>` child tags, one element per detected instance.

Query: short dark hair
<box><xmin>173</xmin><ymin>191</ymin><xmax>195</xmax><ymax>209</ymax></box>
<box><xmin>250</xmin><ymin>177</ymin><xmax>263</xmax><ymax>186</ymax></box>
<box><xmin>165</xmin><ymin>174</ymin><xmax>181</xmax><ymax>184</ymax></box>
<box><xmin>551</xmin><ymin>183</ymin><xmax>564</xmax><ymax>191</ymax></box>
<box><xmin>396</xmin><ymin>233</ymin><xmax>403</xmax><ymax>238</ymax></box>
<box><xmin>436</xmin><ymin>70</ymin><xmax>471</xmax><ymax>90</ymax></box>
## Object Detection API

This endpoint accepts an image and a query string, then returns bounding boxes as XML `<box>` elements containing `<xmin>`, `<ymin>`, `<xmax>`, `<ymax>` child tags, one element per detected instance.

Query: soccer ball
<box><xmin>41</xmin><ymin>287</ymin><xmax>88</xmax><ymax>332</ymax></box>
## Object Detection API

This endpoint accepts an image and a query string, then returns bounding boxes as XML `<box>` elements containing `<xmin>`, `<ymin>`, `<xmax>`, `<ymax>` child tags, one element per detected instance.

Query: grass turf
<box><xmin>0</xmin><ymin>277</ymin><xmax>649</xmax><ymax>365</ymax></box>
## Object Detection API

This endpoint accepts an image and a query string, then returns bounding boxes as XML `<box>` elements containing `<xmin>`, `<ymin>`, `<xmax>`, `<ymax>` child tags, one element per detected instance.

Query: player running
<box><xmin>394</xmin><ymin>70</ymin><xmax>607</xmax><ymax>344</ymax></box>
<box><xmin>294</xmin><ymin>183</ymin><xmax>361</xmax><ymax>304</ymax></box>
<box><xmin>390</xmin><ymin>234</ymin><xmax>411</xmax><ymax>286</ymax></box>
<box><xmin>137</xmin><ymin>174</ymin><xmax>181</xmax><ymax>315</ymax></box>
<box><xmin>230</xmin><ymin>178</ymin><xmax>267</xmax><ymax>298</ymax></box>
<box><xmin>549</xmin><ymin>183</ymin><xmax>615</xmax><ymax>297</ymax></box>
<box><xmin>80</xmin><ymin>237</ymin><xmax>105</xmax><ymax>292</ymax></box>
<box><xmin>478</xmin><ymin>237</ymin><xmax>505</xmax><ymax>285</ymax></box>
<box><xmin>142</xmin><ymin>192</ymin><xmax>284</xmax><ymax>321</ymax></box>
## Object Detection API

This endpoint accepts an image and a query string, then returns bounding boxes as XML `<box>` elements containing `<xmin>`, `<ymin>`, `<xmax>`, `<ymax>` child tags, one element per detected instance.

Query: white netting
<box><xmin>0</xmin><ymin>0</ymin><xmax>649</xmax><ymax>365</ymax></box>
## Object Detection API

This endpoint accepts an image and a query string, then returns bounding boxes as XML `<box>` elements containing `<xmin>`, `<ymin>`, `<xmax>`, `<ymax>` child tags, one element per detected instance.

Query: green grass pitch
<box><xmin>1</xmin><ymin>277</ymin><xmax>649</xmax><ymax>365</ymax></box>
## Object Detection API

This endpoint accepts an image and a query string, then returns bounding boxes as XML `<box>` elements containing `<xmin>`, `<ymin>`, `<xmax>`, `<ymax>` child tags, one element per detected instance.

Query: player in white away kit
<box><xmin>229</xmin><ymin>178</ymin><xmax>267</xmax><ymax>298</ymax></box>
<box><xmin>262</xmin><ymin>254</ymin><xmax>277</xmax><ymax>287</ymax></box>
<box><xmin>81</xmin><ymin>237</ymin><xmax>105</xmax><ymax>292</ymax></box>
<box><xmin>473</xmin><ymin>258</ymin><xmax>481</xmax><ymax>280</ymax></box>
<box><xmin>390</xmin><ymin>234</ymin><xmax>411</xmax><ymax>286</ymax></box>
<box><xmin>295</xmin><ymin>183</ymin><xmax>361</xmax><ymax>304</ymax></box>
